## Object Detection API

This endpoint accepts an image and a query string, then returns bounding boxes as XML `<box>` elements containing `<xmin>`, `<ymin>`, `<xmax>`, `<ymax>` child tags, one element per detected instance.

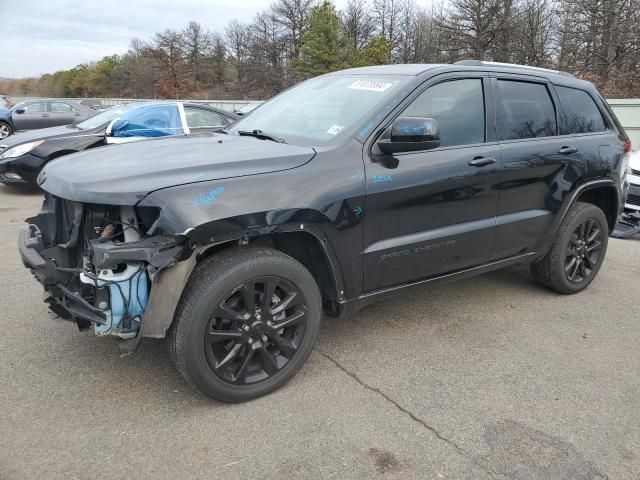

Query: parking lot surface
<box><xmin>0</xmin><ymin>185</ymin><xmax>639</xmax><ymax>480</ymax></box>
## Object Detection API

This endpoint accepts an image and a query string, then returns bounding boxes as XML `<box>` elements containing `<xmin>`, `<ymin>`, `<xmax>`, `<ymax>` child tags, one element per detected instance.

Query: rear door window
<box><xmin>496</xmin><ymin>80</ymin><xmax>557</xmax><ymax>140</ymax></box>
<box><xmin>184</xmin><ymin>107</ymin><xmax>228</xmax><ymax>129</ymax></box>
<box><xmin>50</xmin><ymin>102</ymin><xmax>74</xmax><ymax>113</ymax></box>
<box><xmin>555</xmin><ymin>86</ymin><xmax>607</xmax><ymax>134</ymax></box>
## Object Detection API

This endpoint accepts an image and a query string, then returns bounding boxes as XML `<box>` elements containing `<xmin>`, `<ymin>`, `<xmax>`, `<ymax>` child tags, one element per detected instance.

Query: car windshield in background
<box><xmin>75</xmin><ymin>103</ymin><xmax>139</xmax><ymax>130</ymax></box>
<box><xmin>228</xmin><ymin>75</ymin><xmax>411</xmax><ymax>145</ymax></box>
<box><xmin>11</xmin><ymin>101</ymin><xmax>26</xmax><ymax>111</ymax></box>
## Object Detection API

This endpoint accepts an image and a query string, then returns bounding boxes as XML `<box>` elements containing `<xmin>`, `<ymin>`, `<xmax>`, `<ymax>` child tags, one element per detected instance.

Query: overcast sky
<box><xmin>0</xmin><ymin>0</ymin><xmax>367</xmax><ymax>78</ymax></box>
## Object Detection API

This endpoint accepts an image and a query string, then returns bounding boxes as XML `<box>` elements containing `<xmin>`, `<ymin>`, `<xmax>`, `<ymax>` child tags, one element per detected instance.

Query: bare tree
<box><xmin>182</xmin><ymin>21</ymin><xmax>214</xmax><ymax>89</ymax></box>
<box><xmin>438</xmin><ymin>0</ymin><xmax>502</xmax><ymax>60</ymax></box>
<box><xmin>342</xmin><ymin>0</ymin><xmax>375</xmax><ymax>51</ymax></box>
<box><xmin>270</xmin><ymin>0</ymin><xmax>315</xmax><ymax>63</ymax></box>
<box><xmin>151</xmin><ymin>29</ymin><xmax>188</xmax><ymax>98</ymax></box>
<box><xmin>373</xmin><ymin>0</ymin><xmax>401</xmax><ymax>44</ymax></box>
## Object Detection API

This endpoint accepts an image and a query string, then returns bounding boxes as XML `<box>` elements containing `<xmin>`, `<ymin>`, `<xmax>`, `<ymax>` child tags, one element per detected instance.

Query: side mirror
<box><xmin>14</xmin><ymin>108</ymin><xmax>25</xmax><ymax>114</ymax></box>
<box><xmin>377</xmin><ymin>117</ymin><xmax>440</xmax><ymax>154</ymax></box>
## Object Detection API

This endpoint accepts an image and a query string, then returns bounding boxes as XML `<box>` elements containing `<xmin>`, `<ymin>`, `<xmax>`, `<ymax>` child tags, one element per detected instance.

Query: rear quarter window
<box><xmin>556</xmin><ymin>86</ymin><xmax>607</xmax><ymax>134</ymax></box>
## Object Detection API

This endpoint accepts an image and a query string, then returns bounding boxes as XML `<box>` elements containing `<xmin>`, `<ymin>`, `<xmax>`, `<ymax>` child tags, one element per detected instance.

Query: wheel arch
<box><xmin>197</xmin><ymin>227</ymin><xmax>345</xmax><ymax>310</ymax></box>
<box><xmin>537</xmin><ymin>179</ymin><xmax>620</xmax><ymax>259</ymax></box>
<box><xmin>574</xmin><ymin>184</ymin><xmax>619</xmax><ymax>231</ymax></box>
<box><xmin>141</xmin><ymin>224</ymin><xmax>346</xmax><ymax>339</ymax></box>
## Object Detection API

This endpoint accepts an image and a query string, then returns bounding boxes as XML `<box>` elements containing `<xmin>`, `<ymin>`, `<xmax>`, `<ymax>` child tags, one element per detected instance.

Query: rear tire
<box><xmin>168</xmin><ymin>247</ymin><xmax>322</xmax><ymax>402</ymax></box>
<box><xmin>531</xmin><ymin>202</ymin><xmax>608</xmax><ymax>294</ymax></box>
<box><xmin>0</xmin><ymin>121</ymin><xmax>12</xmax><ymax>139</ymax></box>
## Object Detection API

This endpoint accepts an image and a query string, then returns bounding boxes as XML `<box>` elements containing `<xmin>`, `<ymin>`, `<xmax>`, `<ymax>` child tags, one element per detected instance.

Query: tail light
<box><xmin>624</xmin><ymin>140</ymin><xmax>632</xmax><ymax>153</ymax></box>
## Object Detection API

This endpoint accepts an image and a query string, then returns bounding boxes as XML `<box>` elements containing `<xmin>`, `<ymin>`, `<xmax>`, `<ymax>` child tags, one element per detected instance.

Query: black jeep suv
<box><xmin>19</xmin><ymin>62</ymin><xmax>631</xmax><ymax>402</ymax></box>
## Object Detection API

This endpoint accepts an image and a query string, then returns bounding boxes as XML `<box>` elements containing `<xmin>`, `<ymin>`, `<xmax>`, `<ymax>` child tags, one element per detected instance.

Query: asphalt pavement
<box><xmin>1</xmin><ymin>184</ymin><xmax>639</xmax><ymax>479</ymax></box>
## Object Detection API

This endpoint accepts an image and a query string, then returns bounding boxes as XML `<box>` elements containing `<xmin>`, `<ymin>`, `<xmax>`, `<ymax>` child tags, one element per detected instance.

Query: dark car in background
<box><xmin>0</xmin><ymin>94</ymin><xmax>14</xmax><ymax>109</ymax></box>
<box><xmin>10</xmin><ymin>99</ymin><xmax>97</xmax><ymax>132</ymax></box>
<box><xmin>79</xmin><ymin>99</ymin><xmax>105</xmax><ymax>110</ymax></box>
<box><xmin>18</xmin><ymin>62</ymin><xmax>630</xmax><ymax>402</ymax></box>
<box><xmin>0</xmin><ymin>101</ymin><xmax>238</xmax><ymax>186</ymax></box>
<box><xmin>234</xmin><ymin>102</ymin><xmax>261</xmax><ymax>116</ymax></box>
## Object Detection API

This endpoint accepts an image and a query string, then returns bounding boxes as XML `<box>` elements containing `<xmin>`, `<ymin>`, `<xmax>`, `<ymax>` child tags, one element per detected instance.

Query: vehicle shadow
<box><xmin>0</xmin><ymin>183</ymin><xmax>42</xmax><ymax>197</ymax></box>
<box><xmin>78</xmin><ymin>264</ymin><xmax>544</xmax><ymax>405</ymax></box>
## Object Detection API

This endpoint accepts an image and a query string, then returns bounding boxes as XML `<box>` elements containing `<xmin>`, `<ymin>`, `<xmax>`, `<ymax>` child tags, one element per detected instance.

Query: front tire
<box><xmin>531</xmin><ymin>202</ymin><xmax>608</xmax><ymax>294</ymax></box>
<box><xmin>168</xmin><ymin>247</ymin><xmax>322</xmax><ymax>402</ymax></box>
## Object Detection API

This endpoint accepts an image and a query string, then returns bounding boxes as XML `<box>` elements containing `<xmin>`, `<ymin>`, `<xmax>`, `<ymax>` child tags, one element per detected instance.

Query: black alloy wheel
<box><xmin>205</xmin><ymin>276</ymin><xmax>307</xmax><ymax>384</ymax></box>
<box><xmin>169</xmin><ymin>247</ymin><xmax>322</xmax><ymax>402</ymax></box>
<box><xmin>564</xmin><ymin>218</ymin><xmax>603</xmax><ymax>283</ymax></box>
<box><xmin>530</xmin><ymin>202</ymin><xmax>609</xmax><ymax>294</ymax></box>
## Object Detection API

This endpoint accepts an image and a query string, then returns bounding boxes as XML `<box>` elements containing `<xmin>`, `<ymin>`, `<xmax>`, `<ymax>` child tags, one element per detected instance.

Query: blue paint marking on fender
<box><xmin>352</xmin><ymin>170</ymin><xmax>364</xmax><ymax>181</ymax></box>
<box><xmin>191</xmin><ymin>172</ymin><xmax>205</xmax><ymax>181</ymax></box>
<box><xmin>372</xmin><ymin>175</ymin><xmax>393</xmax><ymax>184</ymax></box>
<box><xmin>353</xmin><ymin>206</ymin><xmax>363</xmax><ymax>216</ymax></box>
<box><xmin>192</xmin><ymin>186</ymin><xmax>225</xmax><ymax>208</ymax></box>
<box><xmin>358</xmin><ymin>122</ymin><xmax>374</xmax><ymax>140</ymax></box>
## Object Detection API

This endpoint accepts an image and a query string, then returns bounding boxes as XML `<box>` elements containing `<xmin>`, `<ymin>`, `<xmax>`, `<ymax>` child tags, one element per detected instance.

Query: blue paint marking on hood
<box><xmin>39</xmin><ymin>134</ymin><xmax>316</xmax><ymax>205</ymax></box>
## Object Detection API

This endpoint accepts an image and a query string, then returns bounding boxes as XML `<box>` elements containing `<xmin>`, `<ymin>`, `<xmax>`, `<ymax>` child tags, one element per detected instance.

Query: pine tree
<box><xmin>294</xmin><ymin>1</ymin><xmax>345</xmax><ymax>76</ymax></box>
<box><xmin>357</xmin><ymin>34</ymin><xmax>393</xmax><ymax>66</ymax></box>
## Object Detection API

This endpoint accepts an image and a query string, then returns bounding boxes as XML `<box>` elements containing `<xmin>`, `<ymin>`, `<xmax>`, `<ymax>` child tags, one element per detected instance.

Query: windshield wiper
<box><xmin>237</xmin><ymin>129</ymin><xmax>287</xmax><ymax>144</ymax></box>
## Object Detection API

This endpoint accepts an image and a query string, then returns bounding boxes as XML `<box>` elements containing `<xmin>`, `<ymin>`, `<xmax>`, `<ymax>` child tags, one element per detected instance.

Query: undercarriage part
<box><xmin>611</xmin><ymin>211</ymin><xmax>640</xmax><ymax>238</ymax></box>
<box><xmin>21</xmin><ymin>196</ymin><xmax>190</xmax><ymax>341</ymax></box>
<box><xmin>80</xmin><ymin>206</ymin><xmax>150</xmax><ymax>339</ymax></box>
<box><xmin>89</xmin><ymin>235</ymin><xmax>186</xmax><ymax>280</ymax></box>
<box><xmin>81</xmin><ymin>265</ymin><xmax>149</xmax><ymax>338</ymax></box>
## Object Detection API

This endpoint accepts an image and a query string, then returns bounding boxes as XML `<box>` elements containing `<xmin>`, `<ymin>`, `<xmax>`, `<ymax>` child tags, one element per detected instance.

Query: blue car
<box><xmin>0</xmin><ymin>107</ymin><xmax>15</xmax><ymax>140</ymax></box>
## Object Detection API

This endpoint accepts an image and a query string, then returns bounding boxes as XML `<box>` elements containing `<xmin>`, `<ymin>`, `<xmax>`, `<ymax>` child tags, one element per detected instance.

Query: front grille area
<box><xmin>632</xmin><ymin>168</ymin><xmax>640</xmax><ymax>176</ymax></box>
<box><xmin>627</xmin><ymin>193</ymin><xmax>640</xmax><ymax>207</ymax></box>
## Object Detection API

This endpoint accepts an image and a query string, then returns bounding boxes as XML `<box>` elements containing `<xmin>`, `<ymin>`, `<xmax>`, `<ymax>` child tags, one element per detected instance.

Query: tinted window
<box><xmin>402</xmin><ymin>79</ymin><xmax>485</xmax><ymax>148</ymax></box>
<box><xmin>23</xmin><ymin>102</ymin><xmax>48</xmax><ymax>113</ymax></box>
<box><xmin>496</xmin><ymin>80</ymin><xmax>556</xmax><ymax>140</ymax></box>
<box><xmin>556</xmin><ymin>86</ymin><xmax>606</xmax><ymax>134</ymax></box>
<box><xmin>51</xmin><ymin>102</ymin><xmax>73</xmax><ymax>113</ymax></box>
<box><xmin>184</xmin><ymin>107</ymin><xmax>227</xmax><ymax>128</ymax></box>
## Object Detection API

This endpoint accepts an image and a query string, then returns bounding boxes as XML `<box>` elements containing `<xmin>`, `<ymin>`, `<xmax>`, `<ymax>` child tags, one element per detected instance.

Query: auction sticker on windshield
<box><xmin>348</xmin><ymin>80</ymin><xmax>394</xmax><ymax>92</ymax></box>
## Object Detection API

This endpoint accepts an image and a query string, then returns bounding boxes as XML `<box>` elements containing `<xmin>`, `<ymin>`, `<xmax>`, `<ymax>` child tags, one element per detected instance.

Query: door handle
<box><xmin>42</xmin><ymin>114</ymin><xmax>49</xmax><ymax>117</ymax></box>
<box><xmin>468</xmin><ymin>156</ymin><xmax>496</xmax><ymax>167</ymax></box>
<box><xmin>558</xmin><ymin>146</ymin><xmax>578</xmax><ymax>155</ymax></box>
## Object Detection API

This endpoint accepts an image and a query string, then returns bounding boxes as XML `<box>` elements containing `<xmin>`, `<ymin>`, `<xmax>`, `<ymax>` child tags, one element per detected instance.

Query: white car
<box><xmin>613</xmin><ymin>150</ymin><xmax>640</xmax><ymax>237</ymax></box>
<box><xmin>627</xmin><ymin>150</ymin><xmax>640</xmax><ymax>212</ymax></box>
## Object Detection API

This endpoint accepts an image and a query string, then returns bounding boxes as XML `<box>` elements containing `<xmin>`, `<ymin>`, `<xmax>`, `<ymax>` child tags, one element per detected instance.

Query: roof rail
<box><xmin>454</xmin><ymin>60</ymin><xmax>576</xmax><ymax>78</ymax></box>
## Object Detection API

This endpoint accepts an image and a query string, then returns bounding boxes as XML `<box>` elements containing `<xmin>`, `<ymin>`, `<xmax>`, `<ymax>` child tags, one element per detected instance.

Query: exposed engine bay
<box><xmin>20</xmin><ymin>195</ymin><xmax>187</xmax><ymax>338</ymax></box>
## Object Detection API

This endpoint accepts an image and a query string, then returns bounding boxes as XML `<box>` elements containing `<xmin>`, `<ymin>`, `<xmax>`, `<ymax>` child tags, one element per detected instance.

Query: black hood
<box><xmin>1</xmin><ymin>125</ymin><xmax>100</xmax><ymax>147</ymax></box>
<box><xmin>39</xmin><ymin>134</ymin><xmax>316</xmax><ymax>205</ymax></box>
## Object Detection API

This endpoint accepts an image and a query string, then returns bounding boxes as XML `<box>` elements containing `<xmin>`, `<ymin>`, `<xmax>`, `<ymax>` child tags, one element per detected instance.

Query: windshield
<box><xmin>75</xmin><ymin>103</ymin><xmax>140</xmax><ymax>130</ymax></box>
<box><xmin>228</xmin><ymin>74</ymin><xmax>411</xmax><ymax>145</ymax></box>
<box><xmin>11</xmin><ymin>101</ymin><xmax>26</xmax><ymax>111</ymax></box>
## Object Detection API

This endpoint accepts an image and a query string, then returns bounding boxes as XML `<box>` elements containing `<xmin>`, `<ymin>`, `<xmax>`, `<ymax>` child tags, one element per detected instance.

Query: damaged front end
<box><xmin>19</xmin><ymin>195</ymin><xmax>188</xmax><ymax>339</ymax></box>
